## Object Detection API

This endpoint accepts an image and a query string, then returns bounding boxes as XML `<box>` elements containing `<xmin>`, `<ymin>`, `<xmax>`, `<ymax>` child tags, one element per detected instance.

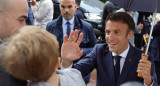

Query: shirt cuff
<box><xmin>144</xmin><ymin>78</ymin><xmax>154</xmax><ymax>86</ymax></box>
<box><xmin>60</xmin><ymin>63</ymin><xmax>73</xmax><ymax>69</ymax></box>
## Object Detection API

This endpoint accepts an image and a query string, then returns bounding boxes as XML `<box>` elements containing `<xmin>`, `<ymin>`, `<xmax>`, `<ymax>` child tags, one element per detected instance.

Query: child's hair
<box><xmin>1</xmin><ymin>26</ymin><xmax>59</xmax><ymax>82</ymax></box>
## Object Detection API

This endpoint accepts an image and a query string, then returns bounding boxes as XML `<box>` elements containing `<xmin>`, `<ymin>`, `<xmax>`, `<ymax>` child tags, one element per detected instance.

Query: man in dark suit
<box><xmin>46</xmin><ymin>0</ymin><xmax>97</xmax><ymax>84</ymax></box>
<box><xmin>61</xmin><ymin>12</ymin><xmax>158</xmax><ymax>86</ymax></box>
<box><xmin>75</xmin><ymin>0</ymin><xmax>84</xmax><ymax>20</ymax></box>
<box><xmin>46</xmin><ymin>0</ymin><xmax>97</xmax><ymax>57</ymax></box>
<box><xmin>0</xmin><ymin>0</ymin><xmax>28</xmax><ymax>85</ymax></box>
<box><xmin>149</xmin><ymin>21</ymin><xmax>160</xmax><ymax>85</ymax></box>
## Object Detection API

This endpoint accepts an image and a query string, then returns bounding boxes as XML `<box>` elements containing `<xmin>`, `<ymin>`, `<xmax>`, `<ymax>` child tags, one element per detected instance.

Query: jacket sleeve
<box><xmin>80</xmin><ymin>23</ymin><xmax>97</xmax><ymax>57</ymax></box>
<box><xmin>73</xmin><ymin>45</ymin><xmax>98</xmax><ymax>77</ymax></box>
<box><xmin>148</xmin><ymin>53</ymin><xmax>159</xmax><ymax>86</ymax></box>
<box><xmin>147</xmin><ymin>21</ymin><xmax>160</xmax><ymax>37</ymax></box>
<box><xmin>152</xmin><ymin>21</ymin><xmax>160</xmax><ymax>37</ymax></box>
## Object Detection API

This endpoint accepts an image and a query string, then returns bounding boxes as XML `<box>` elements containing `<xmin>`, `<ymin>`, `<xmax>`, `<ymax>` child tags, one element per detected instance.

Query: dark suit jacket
<box><xmin>149</xmin><ymin>21</ymin><xmax>160</xmax><ymax>61</ymax></box>
<box><xmin>0</xmin><ymin>44</ymin><xmax>27</xmax><ymax>86</ymax></box>
<box><xmin>0</xmin><ymin>59</ymin><xmax>27</xmax><ymax>86</ymax></box>
<box><xmin>73</xmin><ymin>44</ymin><xmax>158</xmax><ymax>86</ymax></box>
<box><xmin>75</xmin><ymin>8</ymin><xmax>84</xmax><ymax>20</ymax></box>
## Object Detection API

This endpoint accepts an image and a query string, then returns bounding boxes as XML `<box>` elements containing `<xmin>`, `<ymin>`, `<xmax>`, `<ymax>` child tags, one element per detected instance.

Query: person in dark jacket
<box><xmin>75</xmin><ymin>0</ymin><xmax>84</xmax><ymax>20</ymax></box>
<box><xmin>61</xmin><ymin>12</ymin><xmax>158</xmax><ymax>86</ymax></box>
<box><xmin>102</xmin><ymin>1</ymin><xmax>119</xmax><ymax>29</ymax></box>
<box><xmin>46</xmin><ymin>0</ymin><xmax>97</xmax><ymax>84</ymax></box>
<box><xmin>148</xmin><ymin>20</ymin><xmax>160</xmax><ymax>85</ymax></box>
<box><xmin>100</xmin><ymin>1</ymin><xmax>120</xmax><ymax>41</ymax></box>
<box><xmin>0</xmin><ymin>0</ymin><xmax>28</xmax><ymax>86</ymax></box>
<box><xmin>46</xmin><ymin>0</ymin><xmax>97</xmax><ymax>58</ymax></box>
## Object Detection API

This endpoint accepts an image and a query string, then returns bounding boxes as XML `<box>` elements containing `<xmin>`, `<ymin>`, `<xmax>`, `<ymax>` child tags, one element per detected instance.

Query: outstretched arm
<box><xmin>61</xmin><ymin>30</ymin><xmax>84</xmax><ymax>68</ymax></box>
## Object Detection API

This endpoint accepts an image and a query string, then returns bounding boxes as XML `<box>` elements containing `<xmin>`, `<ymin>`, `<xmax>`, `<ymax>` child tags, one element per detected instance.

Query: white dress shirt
<box><xmin>31</xmin><ymin>0</ymin><xmax>53</xmax><ymax>30</ymax></box>
<box><xmin>112</xmin><ymin>44</ymin><xmax>130</xmax><ymax>74</ymax></box>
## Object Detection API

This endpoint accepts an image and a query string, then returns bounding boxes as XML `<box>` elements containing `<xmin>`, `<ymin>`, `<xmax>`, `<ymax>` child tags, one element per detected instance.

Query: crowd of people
<box><xmin>0</xmin><ymin>0</ymin><xmax>160</xmax><ymax>86</ymax></box>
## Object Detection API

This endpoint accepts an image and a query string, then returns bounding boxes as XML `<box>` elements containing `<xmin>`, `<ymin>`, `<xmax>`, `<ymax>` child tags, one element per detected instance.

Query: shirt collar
<box><xmin>63</xmin><ymin>16</ymin><xmax>75</xmax><ymax>25</ymax></box>
<box><xmin>112</xmin><ymin>43</ymin><xmax>130</xmax><ymax>59</ymax></box>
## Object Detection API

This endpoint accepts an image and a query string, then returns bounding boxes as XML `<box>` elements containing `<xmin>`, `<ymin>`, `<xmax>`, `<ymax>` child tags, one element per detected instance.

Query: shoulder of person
<box><xmin>79</xmin><ymin>19</ymin><xmax>92</xmax><ymax>28</ymax></box>
<box><xmin>43</xmin><ymin>0</ymin><xmax>53</xmax><ymax>6</ymax></box>
<box><xmin>130</xmin><ymin>45</ymin><xmax>154</xmax><ymax>61</ymax></box>
<box><xmin>57</xmin><ymin>68</ymin><xmax>86</xmax><ymax>86</ymax></box>
<box><xmin>57</xmin><ymin>68</ymin><xmax>81</xmax><ymax>76</ymax></box>
<box><xmin>47</xmin><ymin>19</ymin><xmax>58</xmax><ymax>27</ymax></box>
<box><xmin>92</xmin><ymin>43</ymin><xmax>109</xmax><ymax>52</ymax></box>
<box><xmin>27</xmin><ymin>82</ymin><xmax>55</xmax><ymax>86</ymax></box>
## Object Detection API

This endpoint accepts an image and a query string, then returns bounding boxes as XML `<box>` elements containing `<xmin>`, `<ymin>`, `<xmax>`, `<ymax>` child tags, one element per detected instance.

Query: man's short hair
<box><xmin>1</xmin><ymin>26</ymin><xmax>59</xmax><ymax>82</ymax></box>
<box><xmin>106</xmin><ymin>12</ymin><xmax>135</xmax><ymax>33</ymax></box>
<box><xmin>75</xmin><ymin>0</ymin><xmax>81</xmax><ymax>5</ymax></box>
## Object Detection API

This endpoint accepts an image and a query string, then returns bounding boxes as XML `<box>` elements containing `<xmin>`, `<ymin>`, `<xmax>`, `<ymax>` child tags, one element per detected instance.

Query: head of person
<box><xmin>75</xmin><ymin>0</ymin><xmax>81</xmax><ymax>7</ymax></box>
<box><xmin>0</xmin><ymin>0</ymin><xmax>28</xmax><ymax>40</ymax></box>
<box><xmin>1</xmin><ymin>26</ymin><xmax>60</xmax><ymax>82</ymax></box>
<box><xmin>59</xmin><ymin>0</ymin><xmax>77</xmax><ymax>21</ymax></box>
<box><xmin>105</xmin><ymin>12</ymin><xmax>135</xmax><ymax>55</ymax></box>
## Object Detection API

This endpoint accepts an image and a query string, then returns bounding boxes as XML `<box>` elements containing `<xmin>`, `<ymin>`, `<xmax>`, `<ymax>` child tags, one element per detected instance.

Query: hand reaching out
<box><xmin>61</xmin><ymin>30</ymin><xmax>84</xmax><ymax>68</ymax></box>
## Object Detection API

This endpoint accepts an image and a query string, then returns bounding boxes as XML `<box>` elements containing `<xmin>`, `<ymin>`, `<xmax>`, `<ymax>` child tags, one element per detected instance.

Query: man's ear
<box><xmin>75</xmin><ymin>3</ymin><xmax>77</xmax><ymax>10</ymax></box>
<box><xmin>128</xmin><ymin>30</ymin><xmax>134</xmax><ymax>40</ymax></box>
<box><xmin>56</xmin><ymin>57</ymin><xmax>61</xmax><ymax>68</ymax></box>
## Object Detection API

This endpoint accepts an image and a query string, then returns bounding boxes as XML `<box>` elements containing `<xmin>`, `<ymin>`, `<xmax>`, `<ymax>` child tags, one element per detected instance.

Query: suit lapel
<box><xmin>104</xmin><ymin>51</ymin><xmax>115</xmax><ymax>86</ymax></box>
<box><xmin>117</xmin><ymin>45</ymin><xmax>138</xmax><ymax>85</ymax></box>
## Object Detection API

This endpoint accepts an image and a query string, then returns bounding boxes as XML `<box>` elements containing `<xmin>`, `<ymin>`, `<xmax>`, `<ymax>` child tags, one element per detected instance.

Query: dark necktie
<box><xmin>66</xmin><ymin>22</ymin><xmax>71</xmax><ymax>36</ymax></box>
<box><xmin>113</xmin><ymin>56</ymin><xmax>121</xmax><ymax>85</ymax></box>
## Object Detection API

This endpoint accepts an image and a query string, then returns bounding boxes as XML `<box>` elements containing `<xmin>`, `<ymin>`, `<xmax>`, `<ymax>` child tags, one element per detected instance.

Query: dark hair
<box><xmin>75</xmin><ymin>0</ymin><xmax>81</xmax><ymax>5</ymax></box>
<box><xmin>106</xmin><ymin>12</ymin><xmax>135</xmax><ymax>34</ymax></box>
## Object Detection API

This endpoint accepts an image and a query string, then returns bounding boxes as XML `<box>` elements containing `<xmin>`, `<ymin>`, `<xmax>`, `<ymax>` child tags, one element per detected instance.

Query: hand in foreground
<box><xmin>61</xmin><ymin>30</ymin><xmax>83</xmax><ymax>68</ymax></box>
<box><xmin>137</xmin><ymin>54</ymin><xmax>152</xmax><ymax>86</ymax></box>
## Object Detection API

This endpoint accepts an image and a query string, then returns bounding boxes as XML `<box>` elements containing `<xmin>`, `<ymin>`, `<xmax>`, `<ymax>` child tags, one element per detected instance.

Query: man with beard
<box><xmin>46</xmin><ymin>0</ymin><xmax>97</xmax><ymax>84</ymax></box>
<box><xmin>0</xmin><ymin>0</ymin><xmax>28</xmax><ymax>85</ymax></box>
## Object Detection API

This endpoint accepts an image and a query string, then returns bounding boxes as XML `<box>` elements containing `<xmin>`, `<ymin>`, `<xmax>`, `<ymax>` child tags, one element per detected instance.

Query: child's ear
<box><xmin>56</xmin><ymin>57</ymin><xmax>61</xmax><ymax>68</ymax></box>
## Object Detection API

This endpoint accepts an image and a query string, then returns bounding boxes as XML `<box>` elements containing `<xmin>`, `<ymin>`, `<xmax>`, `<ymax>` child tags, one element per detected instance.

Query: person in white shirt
<box><xmin>31</xmin><ymin>0</ymin><xmax>53</xmax><ymax>30</ymax></box>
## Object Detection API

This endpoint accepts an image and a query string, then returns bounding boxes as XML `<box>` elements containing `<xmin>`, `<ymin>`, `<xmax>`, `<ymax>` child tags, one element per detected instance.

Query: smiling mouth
<box><xmin>109</xmin><ymin>42</ymin><xmax>116</xmax><ymax>47</ymax></box>
<box><xmin>108</xmin><ymin>41</ymin><xmax>116</xmax><ymax>45</ymax></box>
<box><xmin>110</xmin><ymin>43</ymin><xmax>116</xmax><ymax>45</ymax></box>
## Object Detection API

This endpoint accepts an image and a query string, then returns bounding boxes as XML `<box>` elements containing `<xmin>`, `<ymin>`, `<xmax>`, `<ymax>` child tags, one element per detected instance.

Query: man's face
<box><xmin>0</xmin><ymin>0</ymin><xmax>28</xmax><ymax>39</ymax></box>
<box><xmin>60</xmin><ymin>0</ymin><xmax>77</xmax><ymax>21</ymax></box>
<box><xmin>105</xmin><ymin>20</ymin><xmax>133</xmax><ymax>55</ymax></box>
